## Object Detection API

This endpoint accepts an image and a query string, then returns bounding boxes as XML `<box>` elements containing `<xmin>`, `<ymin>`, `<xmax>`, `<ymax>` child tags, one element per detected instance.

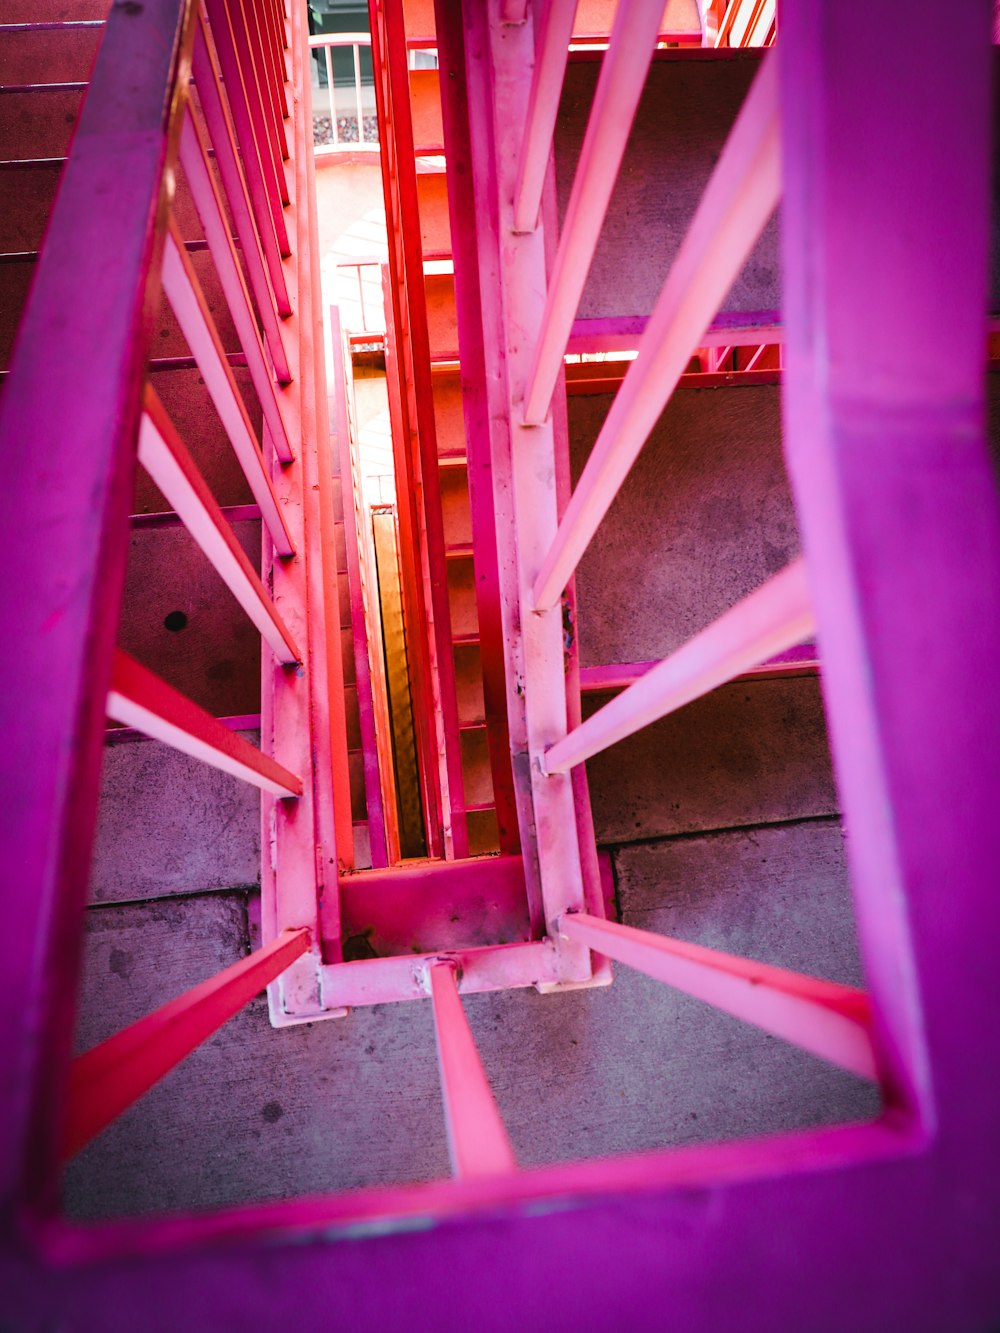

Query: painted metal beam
<box><xmin>532</xmin><ymin>53</ymin><xmax>779</xmax><ymax>611</ymax></box>
<box><xmin>512</xmin><ymin>0</ymin><xmax>578</xmax><ymax>234</ymax></box>
<box><xmin>108</xmin><ymin>650</ymin><xmax>303</xmax><ymax>798</ymax></box>
<box><xmin>0</xmin><ymin>0</ymin><xmax>194</xmax><ymax>1217</ymax></box>
<box><xmin>137</xmin><ymin>388</ymin><xmax>300</xmax><ymax>664</ymax></box>
<box><xmin>63</xmin><ymin>928</ymin><xmax>310</xmax><ymax>1160</ymax></box>
<box><xmin>559</xmin><ymin>913</ymin><xmax>876</xmax><ymax>1079</ymax></box>
<box><xmin>459</xmin><ymin>0</ymin><xmax>591</xmax><ymax>977</ymax></box>
<box><xmin>544</xmin><ymin>558</ymin><xmax>813</xmax><ymax>773</ymax></box>
<box><xmin>522</xmin><ymin>0</ymin><xmax>666</xmax><ymax>425</ymax></box>
<box><xmin>179</xmin><ymin>107</ymin><xmax>293</xmax><ymax>462</ymax></box>
<box><xmin>161</xmin><ymin>224</ymin><xmax>295</xmax><ymax>556</ymax></box>
<box><xmin>426</xmin><ymin>961</ymin><xmax>518</xmax><ymax>1178</ymax></box>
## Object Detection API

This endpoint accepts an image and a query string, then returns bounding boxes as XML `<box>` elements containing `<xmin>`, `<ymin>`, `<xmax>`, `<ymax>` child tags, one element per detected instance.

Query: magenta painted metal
<box><xmin>160</xmin><ymin>225</ymin><xmax>295</xmax><ymax>555</ymax></box>
<box><xmin>108</xmin><ymin>650</ymin><xmax>302</xmax><ymax>798</ymax></box>
<box><xmin>434</xmin><ymin>0</ymin><xmax>521</xmax><ymax>857</ymax></box>
<box><xmin>63</xmin><ymin>929</ymin><xmax>310</xmax><ymax>1160</ymax></box>
<box><xmin>521</xmin><ymin>0</ymin><xmax>667</xmax><ymax>425</ymax></box>
<box><xmin>179</xmin><ymin>107</ymin><xmax>293</xmax><ymax>461</ymax></box>
<box><xmin>544</xmin><ymin>558</ymin><xmax>814</xmax><ymax>772</ymax></box>
<box><xmin>0</xmin><ymin>0</ymin><xmax>195</xmax><ymax>1218</ymax></box>
<box><xmin>532</xmin><ymin>53</ymin><xmax>780</xmax><ymax>610</ymax></box>
<box><xmin>329</xmin><ymin>305</ymin><xmax>389</xmax><ymax>867</ymax></box>
<box><xmin>426</xmin><ymin>961</ymin><xmax>518</xmax><ymax>1178</ymax></box>
<box><xmin>137</xmin><ymin>388</ymin><xmax>300</xmax><ymax>663</ymax></box>
<box><xmin>561</xmin><ymin>913</ymin><xmax>876</xmax><ymax>1078</ymax></box>
<box><xmin>192</xmin><ymin>15</ymin><xmax>293</xmax><ymax>353</ymax></box>
<box><xmin>260</xmin><ymin>0</ymin><xmax>353</xmax><ymax>1018</ymax></box>
<box><xmin>512</xmin><ymin>0</ymin><xmax>578</xmax><ymax>234</ymax></box>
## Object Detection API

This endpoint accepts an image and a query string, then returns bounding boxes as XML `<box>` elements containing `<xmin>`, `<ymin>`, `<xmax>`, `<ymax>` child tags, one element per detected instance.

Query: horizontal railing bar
<box><xmin>559</xmin><ymin>913</ymin><xmax>876</xmax><ymax>1080</ymax></box>
<box><xmin>106</xmin><ymin>712</ymin><xmax>261</xmax><ymax>744</ymax></box>
<box><xmin>531</xmin><ymin>53</ymin><xmax>779</xmax><ymax>610</ymax></box>
<box><xmin>180</xmin><ymin>108</ymin><xmax>293</xmax><ymax>462</ymax></box>
<box><xmin>161</xmin><ymin>225</ymin><xmax>295</xmax><ymax>556</ymax></box>
<box><xmin>129</xmin><ymin>502</ymin><xmax>261</xmax><ymax>529</ymax></box>
<box><xmin>63</xmin><ymin>928</ymin><xmax>310</xmax><ymax>1159</ymax></box>
<box><xmin>522</xmin><ymin>0</ymin><xmax>666</xmax><ymax>425</ymax></box>
<box><xmin>512</xmin><ymin>0</ymin><xmax>577</xmax><ymax>234</ymax></box>
<box><xmin>426</xmin><ymin>961</ymin><xmax>519</xmax><ymax>1180</ymax></box>
<box><xmin>138</xmin><ymin>388</ymin><xmax>300</xmax><ymax>663</ymax></box>
<box><xmin>543</xmin><ymin>559</ymin><xmax>813</xmax><ymax>773</ymax></box>
<box><xmin>579</xmin><ymin>641</ymin><xmax>819</xmax><ymax>692</ymax></box>
<box><xmin>108</xmin><ymin>650</ymin><xmax>302</xmax><ymax>798</ymax></box>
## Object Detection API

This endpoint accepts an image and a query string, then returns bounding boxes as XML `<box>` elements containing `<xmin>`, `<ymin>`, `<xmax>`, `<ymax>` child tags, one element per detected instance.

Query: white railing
<box><xmin>308</xmin><ymin>34</ymin><xmax>376</xmax><ymax>151</ymax></box>
<box><xmin>308</xmin><ymin>34</ymin><xmax>439</xmax><ymax>153</ymax></box>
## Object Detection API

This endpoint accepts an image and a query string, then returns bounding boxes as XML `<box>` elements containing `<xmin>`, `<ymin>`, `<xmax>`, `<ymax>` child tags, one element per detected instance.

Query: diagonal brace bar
<box><xmin>522</xmin><ymin>0</ymin><xmax>666</xmax><ymax>425</ymax></box>
<box><xmin>108</xmin><ymin>650</ymin><xmax>302</xmax><ymax>798</ymax></box>
<box><xmin>426</xmin><ymin>961</ymin><xmax>518</xmax><ymax>1179</ymax></box>
<box><xmin>63</xmin><ymin>928</ymin><xmax>310</xmax><ymax>1159</ymax></box>
<box><xmin>161</xmin><ymin>223</ymin><xmax>295</xmax><ymax>556</ymax></box>
<box><xmin>544</xmin><ymin>558</ymin><xmax>813</xmax><ymax>773</ymax></box>
<box><xmin>532</xmin><ymin>53</ymin><xmax>779</xmax><ymax>610</ymax></box>
<box><xmin>138</xmin><ymin>387</ymin><xmax>300</xmax><ymax>664</ymax></box>
<box><xmin>559</xmin><ymin>913</ymin><xmax>876</xmax><ymax>1080</ymax></box>
<box><xmin>512</xmin><ymin>0</ymin><xmax>579</xmax><ymax>234</ymax></box>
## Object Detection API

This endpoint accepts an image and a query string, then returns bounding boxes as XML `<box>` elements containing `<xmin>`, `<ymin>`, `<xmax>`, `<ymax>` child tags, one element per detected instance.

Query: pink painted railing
<box><xmin>0</xmin><ymin>0</ymin><xmax>348</xmax><ymax>1235</ymax></box>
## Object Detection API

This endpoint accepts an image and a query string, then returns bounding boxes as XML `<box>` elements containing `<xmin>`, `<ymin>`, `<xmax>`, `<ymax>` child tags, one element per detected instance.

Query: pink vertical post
<box><xmin>426</xmin><ymin>962</ymin><xmax>518</xmax><ymax>1179</ymax></box>
<box><xmin>63</xmin><ymin>929</ymin><xmax>310</xmax><ymax>1159</ymax></box>
<box><xmin>521</xmin><ymin>0</ymin><xmax>667</xmax><ymax>425</ymax></box>
<box><xmin>460</xmin><ymin>0</ymin><xmax>591</xmax><ymax>981</ymax></box>
<box><xmin>778</xmin><ymin>0</ymin><xmax>1000</xmax><ymax>1114</ymax></box>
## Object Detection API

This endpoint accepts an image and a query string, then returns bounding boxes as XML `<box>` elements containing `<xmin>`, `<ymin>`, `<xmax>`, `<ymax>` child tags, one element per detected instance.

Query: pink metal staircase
<box><xmin>2</xmin><ymin>0</ymin><xmax>1000</xmax><ymax>1325</ymax></box>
